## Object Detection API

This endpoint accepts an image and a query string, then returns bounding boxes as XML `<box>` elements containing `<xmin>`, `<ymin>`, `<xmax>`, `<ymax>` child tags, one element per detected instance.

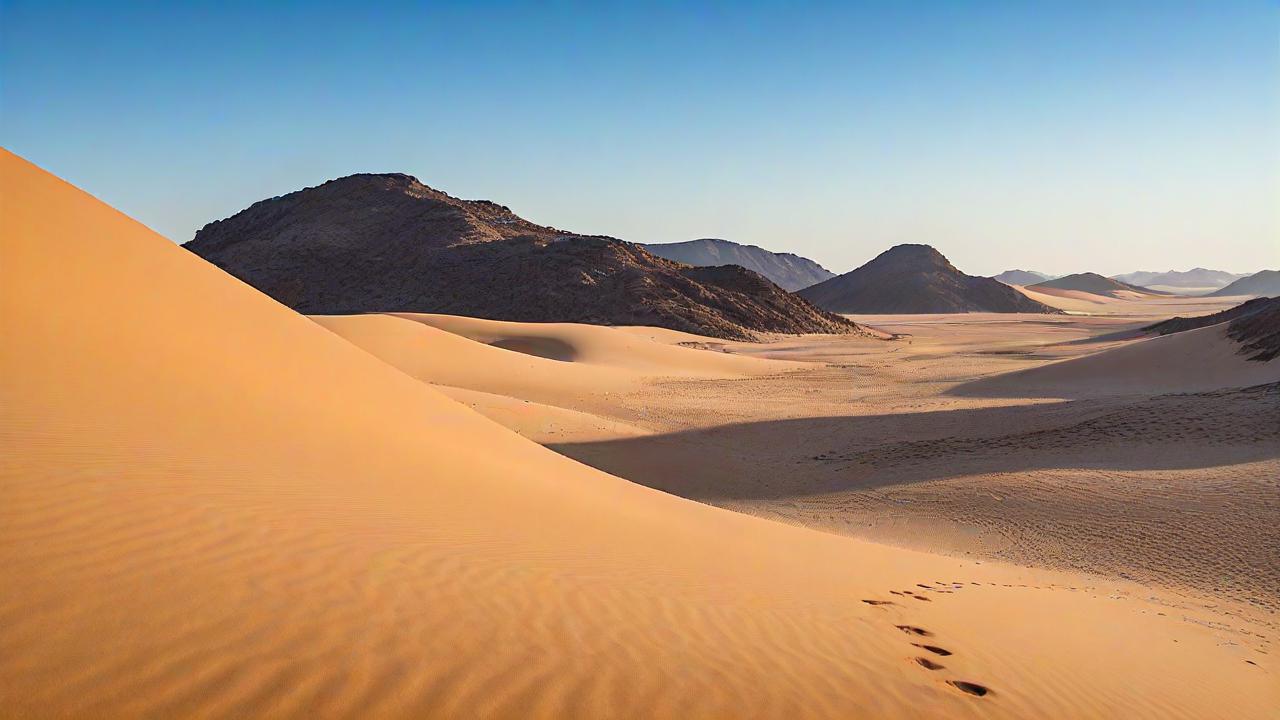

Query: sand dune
<box><xmin>314</xmin><ymin>313</ymin><xmax>799</xmax><ymax>410</ymax></box>
<box><xmin>1015</xmin><ymin>283</ymin><xmax>1249</xmax><ymax>318</ymax></box>
<box><xmin>436</xmin><ymin>385</ymin><xmax>648</xmax><ymax>443</ymax></box>
<box><xmin>2</xmin><ymin>148</ymin><xmax>1276</xmax><ymax>718</ymax></box>
<box><xmin>392</xmin><ymin>312</ymin><xmax>801</xmax><ymax>375</ymax></box>
<box><xmin>954</xmin><ymin>323</ymin><xmax>1280</xmax><ymax>398</ymax></box>
<box><xmin>1015</xmin><ymin>284</ymin><xmax>1119</xmax><ymax>310</ymax></box>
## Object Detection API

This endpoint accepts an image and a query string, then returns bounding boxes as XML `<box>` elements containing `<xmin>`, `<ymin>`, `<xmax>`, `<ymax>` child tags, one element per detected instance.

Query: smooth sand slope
<box><xmin>1015</xmin><ymin>285</ymin><xmax>1121</xmax><ymax>310</ymax></box>
<box><xmin>1014</xmin><ymin>284</ymin><xmax>1242</xmax><ymax>318</ymax></box>
<box><xmin>954</xmin><ymin>323</ymin><xmax>1280</xmax><ymax>398</ymax></box>
<box><xmin>312</xmin><ymin>313</ymin><xmax>801</xmax><ymax>441</ymax></box>
<box><xmin>393</xmin><ymin>312</ymin><xmax>802</xmax><ymax>375</ymax></box>
<box><xmin>2</xmin><ymin>150</ymin><xmax>1276</xmax><ymax>718</ymax></box>
<box><xmin>314</xmin><ymin>312</ymin><xmax>798</xmax><ymax>403</ymax></box>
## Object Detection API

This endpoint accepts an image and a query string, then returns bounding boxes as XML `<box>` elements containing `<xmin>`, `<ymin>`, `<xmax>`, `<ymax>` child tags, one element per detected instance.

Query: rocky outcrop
<box><xmin>799</xmin><ymin>244</ymin><xmax>1061</xmax><ymax>314</ymax></box>
<box><xmin>185</xmin><ymin>173</ymin><xmax>866</xmax><ymax>341</ymax></box>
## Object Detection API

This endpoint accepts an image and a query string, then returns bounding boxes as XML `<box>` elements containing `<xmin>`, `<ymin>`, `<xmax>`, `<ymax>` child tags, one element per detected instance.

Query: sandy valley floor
<box><xmin>410</xmin><ymin>304</ymin><xmax>1280</xmax><ymax>652</ymax></box>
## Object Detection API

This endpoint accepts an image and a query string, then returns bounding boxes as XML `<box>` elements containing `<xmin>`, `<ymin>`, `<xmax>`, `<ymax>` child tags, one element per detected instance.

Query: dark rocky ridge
<box><xmin>184</xmin><ymin>173</ymin><xmax>865</xmax><ymax>341</ymax></box>
<box><xmin>1227</xmin><ymin>299</ymin><xmax>1280</xmax><ymax>361</ymax></box>
<box><xmin>1143</xmin><ymin>297</ymin><xmax>1280</xmax><ymax>362</ymax></box>
<box><xmin>1143</xmin><ymin>296</ymin><xmax>1277</xmax><ymax>337</ymax></box>
<box><xmin>798</xmin><ymin>244</ymin><xmax>1061</xmax><ymax>314</ymax></box>
<box><xmin>641</xmin><ymin>238</ymin><xmax>836</xmax><ymax>291</ymax></box>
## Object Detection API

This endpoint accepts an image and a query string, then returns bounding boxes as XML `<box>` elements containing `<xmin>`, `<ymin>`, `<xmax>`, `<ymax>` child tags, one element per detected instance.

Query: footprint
<box><xmin>913</xmin><ymin>644</ymin><xmax>953</xmax><ymax>656</ymax></box>
<box><xmin>896</xmin><ymin>625</ymin><xmax>932</xmax><ymax>637</ymax></box>
<box><xmin>912</xmin><ymin>595</ymin><xmax>931</xmax><ymax>602</ymax></box>
<box><xmin>914</xmin><ymin>657</ymin><xmax>945</xmax><ymax>670</ymax></box>
<box><xmin>948</xmin><ymin>680</ymin><xmax>991</xmax><ymax>697</ymax></box>
<box><xmin>862</xmin><ymin>599</ymin><xmax>895</xmax><ymax>606</ymax></box>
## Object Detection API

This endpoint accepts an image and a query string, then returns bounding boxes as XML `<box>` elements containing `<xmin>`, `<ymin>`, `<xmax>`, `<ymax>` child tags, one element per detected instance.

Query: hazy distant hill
<box><xmin>799</xmin><ymin>244</ymin><xmax>1060</xmax><ymax>314</ymax></box>
<box><xmin>992</xmin><ymin>269</ymin><xmax>1053</xmax><ymax>285</ymax></box>
<box><xmin>184</xmin><ymin>173</ymin><xmax>864</xmax><ymax>341</ymax></box>
<box><xmin>641</xmin><ymin>238</ymin><xmax>835</xmax><ymax>291</ymax></box>
<box><xmin>1029</xmin><ymin>272</ymin><xmax>1168</xmax><ymax>298</ymax></box>
<box><xmin>1210</xmin><ymin>270</ymin><xmax>1280</xmax><ymax>298</ymax></box>
<box><xmin>1112</xmin><ymin>268</ymin><xmax>1248</xmax><ymax>290</ymax></box>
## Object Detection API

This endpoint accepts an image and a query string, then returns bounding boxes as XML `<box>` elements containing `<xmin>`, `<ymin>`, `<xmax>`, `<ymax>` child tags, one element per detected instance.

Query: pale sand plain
<box><xmin>3</xmin><ymin>148</ymin><xmax>1278</xmax><ymax>718</ymax></box>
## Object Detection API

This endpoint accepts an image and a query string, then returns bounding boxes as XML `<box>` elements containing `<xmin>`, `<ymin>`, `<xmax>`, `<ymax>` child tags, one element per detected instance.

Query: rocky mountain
<box><xmin>640</xmin><ymin>238</ymin><xmax>835</xmax><ymax>291</ymax></box>
<box><xmin>183</xmin><ymin>173</ymin><xmax>865</xmax><ymax>341</ymax></box>
<box><xmin>1029</xmin><ymin>272</ymin><xmax>1167</xmax><ymax>298</ymax></box>
<box><xmin>1112</xmin><ymin>268</ymin><xmax>1248</xmax><ymax>291</ymax></box>
<box><xmin>798</xmin><ymin>244</ymin><xmax>1061</xmax><ymax>314</ymax></box>
<box><xmin>992</xmin><ymin>269</ymin><xmax>1054</xmax><ymax>285</ymax></box>
<box><xmin>1209</xmin><ymin>270</ymin><xmax>1280</xmax><ymax>298</ymax></box>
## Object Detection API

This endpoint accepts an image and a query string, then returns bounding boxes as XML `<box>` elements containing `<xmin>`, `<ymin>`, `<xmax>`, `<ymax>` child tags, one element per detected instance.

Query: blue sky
<box><xmin>2</xmin><ymin>1</ymin><xmax>1277</xmax><ymax>275</ymax></box>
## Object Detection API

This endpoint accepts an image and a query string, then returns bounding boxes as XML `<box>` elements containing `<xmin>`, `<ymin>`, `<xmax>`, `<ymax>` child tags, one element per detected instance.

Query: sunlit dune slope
<box><xmin>953</xmin><ymin>323</ymin><xmax>1280</xmax><ymax>398</ymax></box>
<box><xmin>391</xmin><ymin>312</ymin><xmax>802</xmax><ymax>374</ymax></box>
<box><xmin>2</xmin><ymin>149</ymin><xmax>1275</xmax><ymax>718</ymax></box>
<box><xmin>313</xmin><ymin>312</ymin><xmax>799</xmax><ymax>407</ymax></box>
<box><xmin>1013</xmin><ymin>284</ymin><xmax>1119</xmax><ymax>311</ymax></box>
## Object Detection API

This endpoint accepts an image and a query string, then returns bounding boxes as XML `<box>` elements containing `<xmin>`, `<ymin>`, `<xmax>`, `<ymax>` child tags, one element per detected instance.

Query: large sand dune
<box><xmin>2</xmin><ymin>149</ymin><xmax>1276</xmax><ymax>718</ymax></box>
<box><xmin>953</xmin><ymin>323</ymin><xmax>1280</xmax><ymax>398</ymax></box>
<box><xmin>312</xmin><ymin>313</ymin><xmax>801</xmax><ymax>427</ymax></box>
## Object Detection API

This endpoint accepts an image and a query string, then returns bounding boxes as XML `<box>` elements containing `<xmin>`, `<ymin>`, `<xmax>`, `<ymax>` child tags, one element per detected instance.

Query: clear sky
<box><xmin>3</xmin><ymin>1</ymin><xmax>1277</xmax><ymax>276</ymax></box>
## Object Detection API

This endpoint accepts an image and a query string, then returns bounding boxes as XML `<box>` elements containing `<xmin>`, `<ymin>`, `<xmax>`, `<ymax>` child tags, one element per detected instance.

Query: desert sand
<box><xmin>2</xmin><ymin>148</ymin><xmax>1277</xmax><ymax>718</ymax></box>
<box><xmin>526</xmin><ymin>311</ymin><xmax>1278</xmax><ymax>611</ymax></box>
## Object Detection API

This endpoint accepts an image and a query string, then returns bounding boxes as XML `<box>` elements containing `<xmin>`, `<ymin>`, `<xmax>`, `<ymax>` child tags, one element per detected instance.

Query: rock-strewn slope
<box><xmin>1225</xmin><ymin>298</ymin><xmax>1280</xmax><ymax>361</ymax></box>
<box><xmin>1144</xmin><ymin>296</ymin><xmax>1278</xmax><ymax>337</ymax></box>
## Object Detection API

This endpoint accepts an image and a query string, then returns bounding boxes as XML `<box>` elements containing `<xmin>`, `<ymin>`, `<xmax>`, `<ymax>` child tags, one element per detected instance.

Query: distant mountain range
<box><xmin>1111</xmin><ymin>268</ymin><xmax>1248</xmax><ymax>290</ymax></box>
<box><xmin>799</xmin><ymin>244</ymin><xmax>1060</xmax><ymax>314</ymax></box>
<box><xmin>992</xmin><ymin>269</ymin><xmax>1054</xmax><ymax>285</ymax></box>
<box><xmin>183</xmin><ymin>173</ymin><xmax>863</xmax><ymax>340</ymax></box>
<box><xmin>641</xmin><ymin>238</ymin><xmax>835</xmax><ymax>291</ymax></box>
<box><xmin>1029</xmin><ymin>272</ymin><xmax>1168</xmax><ymax>298</ymax></box>
<box><xmin>1208</xmin><ymin>270</ymin><xmax>1280</xmax><ymax>298</ymax></box>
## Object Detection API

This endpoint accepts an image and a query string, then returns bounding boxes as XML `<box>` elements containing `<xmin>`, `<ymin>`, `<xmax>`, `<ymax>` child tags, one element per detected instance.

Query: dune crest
<box><xmin>2</xmin><ymin>148</ymin><xmax>1276</xmax><ymax>718</ymax></box>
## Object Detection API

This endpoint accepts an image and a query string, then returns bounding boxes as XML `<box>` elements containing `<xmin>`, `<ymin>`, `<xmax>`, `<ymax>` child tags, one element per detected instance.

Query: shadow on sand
<box><xmin>549</xmin><ymin>384</ymin><xmax>1280</xmax><ymax>502</ymax></box>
